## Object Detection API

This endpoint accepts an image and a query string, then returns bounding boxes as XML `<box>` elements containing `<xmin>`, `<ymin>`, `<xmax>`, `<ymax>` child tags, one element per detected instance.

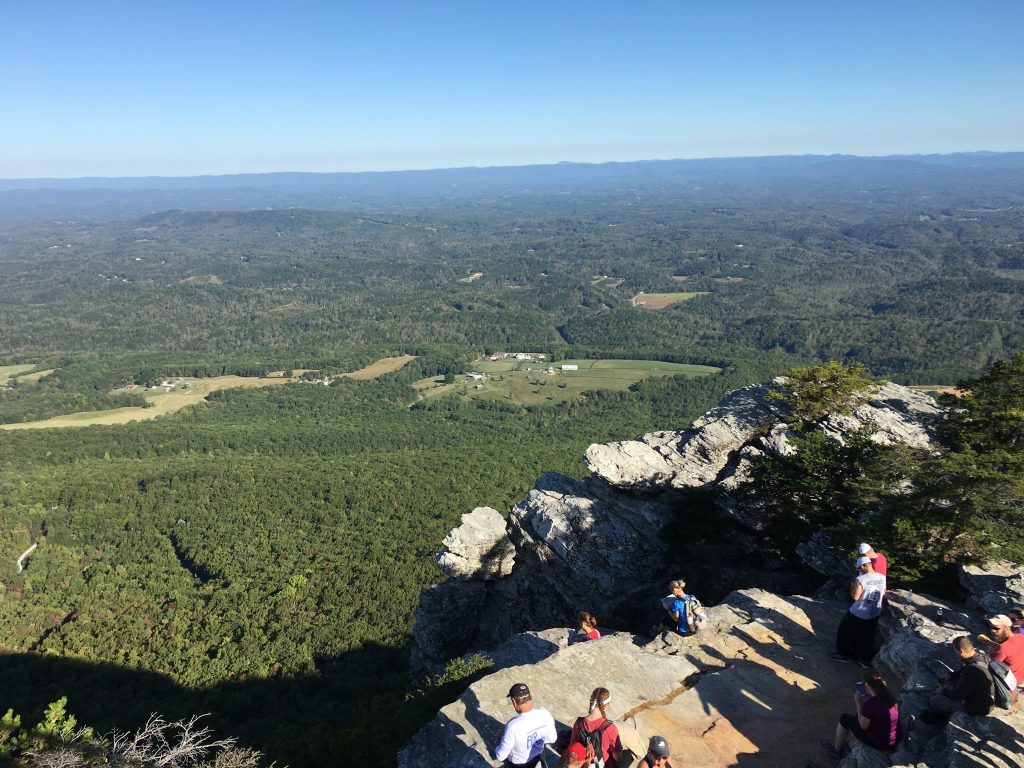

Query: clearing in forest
<box><xmin>633</xmin><ymin>291</ymin><xmax>709</xmax><ymax>309</ymax></box>
<box><xmin>341</xmin><ymin>354</ymin><xmax>417</xmax><ymax>380</ymax></box>
<box><xmin>416</xmin><ymin>357</ymin><xmax>720</xmax><ymax>406</ymax></box>
<box><xmin>14</xmin><ymin>369</ymin><xmax>55</xmax><ymax>383</ymax></box>
<box><xmin>0</xmin><ymin>375</ymin><xmax>298</xmax><ymax>430</ymax></box>
<box><xmin>0</xmin><ymin>365</ymin><xmax>39</xmax><ymax>385</ymax></box>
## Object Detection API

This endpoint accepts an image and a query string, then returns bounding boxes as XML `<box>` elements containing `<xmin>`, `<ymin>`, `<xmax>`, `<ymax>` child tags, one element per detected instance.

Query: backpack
<box><xmin>989</xmin><ymin>657</ymin><xmax>1018</xmax><ymax>710</ymax></box>
<box><xmin>685</xmin><ymin>595</ymin><xmax>708</xmax><ymax>632</ymax></box>
<box><xmin>576</xmin><ymin>718</ymin><xmax>613</xmax><ymax>768</ymax></box>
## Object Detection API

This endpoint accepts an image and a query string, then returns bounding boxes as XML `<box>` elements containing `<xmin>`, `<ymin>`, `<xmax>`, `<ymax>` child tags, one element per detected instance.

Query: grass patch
<box><xmin>0</xmin><ymin>365</ymin><xmax>38</xmax><ymax>385</ymax></box>
<box><xmin>341</xmin><ymin>355</ymin><xmax>417</xmax><ymax>380</ymax></box>
<box><xmin>0</xmin><ymin>375</ymin><xmax>297</xmax><ymax>430</ymax></box>
<box><xmin>633</xmin><ymin>291</ymin><xmax>710</xmax><ymax>309</ymax></box>
<box><xmin>15</xmin><ymin>369</ymin><xmax>55</xmax><ymax>383</ymax></box>
<box><xmin>421</xmin><ymin>358</ymin><xmax>720</xmax><ymax>406</ymax></box>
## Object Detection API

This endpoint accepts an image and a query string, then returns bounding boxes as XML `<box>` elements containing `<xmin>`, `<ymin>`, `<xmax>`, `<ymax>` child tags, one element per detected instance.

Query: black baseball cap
<box><xmin>508</xmin><ymin>683</ymin><xmax>531</xmax><ymax>699</ymax></box>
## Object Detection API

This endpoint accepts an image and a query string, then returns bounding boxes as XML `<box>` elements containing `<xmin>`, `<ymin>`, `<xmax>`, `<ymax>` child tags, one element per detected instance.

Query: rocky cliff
<box><xmin>403</xmin><ymin>380</ymin><xmax>1024</xmax><ymax>767</ymax></box>
<box><xmin>412</xmin><ymin>380</ymin><xmax>943</xmax><ymax>676</ymax></box>
<box><xmin>401</xmin><ymin>578</ymin><xmax>1024</xmax><ymax>768</ymax></box>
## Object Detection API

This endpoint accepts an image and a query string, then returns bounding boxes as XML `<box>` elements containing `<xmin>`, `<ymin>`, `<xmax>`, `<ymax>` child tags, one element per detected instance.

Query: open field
<box><xmin>909</xmin><ymin>385</ymin><xmax>967</xmax><ymax>397</ymax></box>
<box><xmin>632</xmin><ymin>291</ymin><xmax>709</xmax><ymax>309</ymax></box>
<box><xmin>0</xmin><ymin>365</ymin><xmax>38</xmax><ymax>385</ymax></box>
<box><xmin>15</xmin><ymin>368</ymin><xmax>55</xmax><ymax>383</ymax></box>
<box><xmin>0</xmin><ymin>375</ymin><xmax>298</xmax><ymax>430</ymax></box>
<box><xmin>341</xmin><ymin>354</ymin><xmax>417</xmax><ymax>380</ymax></box>
<box><xmin>418</xmin><ymin>357</ymin><xmax>721</xmax><ymax>406</ymax></box>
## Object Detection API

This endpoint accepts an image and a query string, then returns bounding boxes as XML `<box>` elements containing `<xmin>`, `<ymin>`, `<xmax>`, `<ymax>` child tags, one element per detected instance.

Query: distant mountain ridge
<box><xmin>2</xmin><ymin>152</ymin><xmax>1024</xmax><ymax>222</ymax></box>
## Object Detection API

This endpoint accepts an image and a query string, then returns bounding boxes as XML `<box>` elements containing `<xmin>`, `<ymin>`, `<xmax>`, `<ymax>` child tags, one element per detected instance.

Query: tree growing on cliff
<box><xmin>766</xmin><ymin>360</ymin><xmax>876</xmax><ymax>426</ymax></box>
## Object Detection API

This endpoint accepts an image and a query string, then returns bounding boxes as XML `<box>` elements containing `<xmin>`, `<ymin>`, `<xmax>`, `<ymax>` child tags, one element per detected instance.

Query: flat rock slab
<box><xmin>401</xmin><ymin>590</ymin><xmax>869</xmax><ymax>767</ymax></box>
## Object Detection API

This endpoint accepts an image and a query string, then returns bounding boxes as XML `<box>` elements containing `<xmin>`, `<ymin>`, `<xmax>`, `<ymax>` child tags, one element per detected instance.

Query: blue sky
<box><xmin>2</xmin><ymin>1</ymin><xmax>1022</xmax><ymax>178</ymax></box>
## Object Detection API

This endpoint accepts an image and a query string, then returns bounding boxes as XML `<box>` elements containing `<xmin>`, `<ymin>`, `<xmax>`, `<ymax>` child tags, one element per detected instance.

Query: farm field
<box><xmin>341</xmin><ymin>354</ymin><xmax>417</xmax><ymax>380</ymax></box>
<box><xmin>0</xmin><ymin>364</ymin><xmax>38</xmax><ymax>385</ymax></box>
<box><xmin>418</xmin><ymin>357</ymin><xmax>721</xmax><ymax>406</ymax></box>
<box><xmin>13</xmin><ymin>368</ymin><xmax>55</xmax><ymax>383</ymax></box>
<box><xmin>0</xmin><ymin>375</ymin><xmax>298</xmax><ymax>430</ymax></box>
<box><xmin>0</xmin><ymin>356</ymin><xmax>419</xmax><ymax>430</ymax></box>
<box><xmin>633</xmin><ymin>291</ymin><xmax>710</xmax><ymax>308</ymax></box>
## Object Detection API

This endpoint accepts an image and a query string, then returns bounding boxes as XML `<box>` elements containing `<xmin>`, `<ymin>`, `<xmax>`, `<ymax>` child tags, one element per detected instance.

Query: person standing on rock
<box><xmin>495</xmin><ymin>683</ymin><xmax>557</xmax><ymax>768</ymax></box>
<box><xmin>636</xmin><ymin>736</ymin><xmax>673</xmax><ymax>768</ymax></box>
<box><xmin>857</xmin><ymin>543</ymin><xmax>887</xmax><ymax>577</ymax></box>
<box><xmin>568</xmin><ymin>687</ymin><xmax>622</xmax><ymax>768</ymax></box>
<box><xmin>830</xmin><ymin>555</ymin><xmax>885</xmax><ymax>668</ymax></box>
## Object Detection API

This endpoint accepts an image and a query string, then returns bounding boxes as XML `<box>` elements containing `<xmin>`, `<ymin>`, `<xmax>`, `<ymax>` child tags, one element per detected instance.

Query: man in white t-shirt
<box><xmin>494</xmin><ymin>683</ymin><xmax>557</xmax><ymax>768</ymax></box>
<box><xmin>830</xmin><ymin>555</ymin><xmax>886</xmax><ymax>669</ymax></box>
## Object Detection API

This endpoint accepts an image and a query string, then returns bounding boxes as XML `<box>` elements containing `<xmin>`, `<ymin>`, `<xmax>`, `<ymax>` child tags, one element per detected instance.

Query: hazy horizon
<box><xmin>4</xmin><ymin>2</ymin><xmax>1022</xmax><ymax>179</ymax></box>
<box><xmin>2</xmin><ymin>148</ymin><xmax>1022</xmax><ymax>184</ymax></box>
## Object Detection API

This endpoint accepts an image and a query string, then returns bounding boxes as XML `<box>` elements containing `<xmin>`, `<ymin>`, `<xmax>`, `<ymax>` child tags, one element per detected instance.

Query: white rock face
<box><xmin>438</xmin><ymin>507</ymin><xmax>515</xmax><ymax>581</ymax></box>
<box><xmin>584</xmin><ymin>381</ymin><xmax>941</xmax><ymax>493</ymax></box>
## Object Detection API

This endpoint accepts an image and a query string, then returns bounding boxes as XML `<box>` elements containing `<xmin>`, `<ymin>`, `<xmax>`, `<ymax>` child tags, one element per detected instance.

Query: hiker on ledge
<box><xmin>830</xmin><ymin>555</ymin><xmax>885</xmax><ymax>668</ymax></box>
<box><xmin>568</xmin><ymin>687</ymin><xmax>622</xmax><ymax>768</ymax></box>
<box><xmin>663</xmin><ymin>579</ymin><xmax>706</xmax><ymax>635</ymax></box>
<box><xmin>820</xmin><ymin>669</ymin><xmax>901</xmax><ymax>760</ymax></box>
<box><xmin>858</xmin><ymin>542</ymin><xmax>888</xmax><ymax>577</ymax></box>
<box><xmin>925</xmin><ymin>636</ymin><xmax>994</xmax><ymax>722</ymax></box>
<box><xmin>569</xmin><ymin>612</ymin><xmax>601</xmax><ymax>645</ymax></box>
<box><xmin>494</xmin><ymin>683</ymin><xmax>557</xmax><ymax>768</ymax></box>
<box><xmin>636</xmin><ymin>736</ymin><xmax>673</xmax><ymax>768</ymax></box>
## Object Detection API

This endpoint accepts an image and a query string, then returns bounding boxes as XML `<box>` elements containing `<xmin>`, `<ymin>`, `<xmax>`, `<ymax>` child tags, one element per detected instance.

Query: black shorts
<box><xmin>838</xmin><ymin>713</ymin><xmax>889</xmax><ymax>750</ymax></box>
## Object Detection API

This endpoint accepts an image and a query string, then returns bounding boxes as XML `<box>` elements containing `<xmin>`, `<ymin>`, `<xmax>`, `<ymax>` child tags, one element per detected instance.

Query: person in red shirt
<box><xmin>569</xmin><ymin>687</ymin><xmax>622</xmax><ymax>768</ymax></box>
<box><xmin>570</xmin><ymin>612</ymin><xmax>601</xmax><ymax>644</ymax></box>
<box><xmin>984</xmin><ymin>614</ymin><xmax>1024</xmax><ymax>685</ymax></box>
<box><xmin>858</xmin><ymin>543</ymin><xmax>888</xmax><ymax>577</ymax></box>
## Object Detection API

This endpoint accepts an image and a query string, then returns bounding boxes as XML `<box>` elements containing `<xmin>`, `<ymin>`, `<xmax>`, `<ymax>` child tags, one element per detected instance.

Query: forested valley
<box><xmin>1</xmin><ymin>154</ymin><xmax>1023</xmax><ymax>766</ymax></box>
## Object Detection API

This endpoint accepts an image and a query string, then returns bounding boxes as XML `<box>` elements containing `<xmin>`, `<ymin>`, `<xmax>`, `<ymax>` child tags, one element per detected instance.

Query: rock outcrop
<box><xmin>437</xmin><ymin>507</ymin><xmax>516</xmax><ymax>581</ymax></box>
<box><xmin>412</xmin><ymin>380</ymin><xmax>942</xmax><ymax>676</ymax></box>
<box><xmin>402</xmin><ymin>582</ymin><xmax>1024</xmax><ymax>768</ymax></box>
<box><xmin>404</xmin><ymin>378</ymin><xmax>1024</xmax><ymax>767</ymax></box>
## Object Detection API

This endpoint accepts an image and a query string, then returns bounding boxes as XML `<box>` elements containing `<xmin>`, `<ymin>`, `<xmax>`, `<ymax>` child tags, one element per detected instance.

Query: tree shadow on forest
<box><xmin>0</xmin><ymin>640</ymin><xmax>418</xmax><ymax>768</ymax></box>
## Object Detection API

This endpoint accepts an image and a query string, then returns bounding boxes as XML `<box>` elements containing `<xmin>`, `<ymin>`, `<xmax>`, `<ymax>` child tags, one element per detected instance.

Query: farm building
<box><xmin>561</xmin><ymin>364</ymin><xmax>578</xmax><ymax>371</ymax></box>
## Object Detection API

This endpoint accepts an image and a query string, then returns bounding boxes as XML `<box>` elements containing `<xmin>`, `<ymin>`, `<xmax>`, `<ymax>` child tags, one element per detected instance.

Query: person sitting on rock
<box><xmin>570</xmin><ymin>612</ymin><xmax>601</xmax><ymax>645</ymax></box>
<box><xmin>568</xmin><ymin>687</ymin><xmax>622</xmax><ymax>768</ymax></box>
<box><xmin>925</xmin><ymin>635</ymin><xmax>994</xmax><ymax>722</ymax></box>
<box><xmin>665</xmin><ymin>579</ymin><xmax>705</xmax><ymax>635</ymax></box>
<box><xmin>830</xmin><ymin>555</ymin><xmax>885</xmax><ymax>668</ymax></box>
<box><xmin>636</xmin><ymin>736</ymin><xmax>673</xmax><ymax>768</ymax></box>
<box><xmin>980</xmin><ymin>614</ymin><xmax>1024</xmax><ymax>686</ymax></box>
<box><xmin>857</xmin><ymin>542</ymin><xmax>888</xmax><ymax>577</ymax></box>
<box><xmin>820</xmin><ymin>669</ymin><xmax>901</xmax><ymax>760</ymax></box>
<box><xmin>494</xmin><ymin>682</ymin><xmax>557</xmax><ymax>768</ymax></box>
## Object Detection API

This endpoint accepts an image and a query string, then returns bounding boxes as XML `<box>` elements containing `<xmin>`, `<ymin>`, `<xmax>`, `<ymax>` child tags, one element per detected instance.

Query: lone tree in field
<box><xmin>767</xmin><ymin>360</ymin><xmax>876</xmax><ymax>426</ymax></box>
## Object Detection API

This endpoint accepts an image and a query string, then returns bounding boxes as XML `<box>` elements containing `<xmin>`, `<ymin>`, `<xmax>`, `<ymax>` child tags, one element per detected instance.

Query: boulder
<box><xmin>438</xmin><ymin>507</ymin><xmax>515</xmax><ymax>581</ymax></box>
<box><xmin>958</xmin><ymin>560</ymin><xmax>1024</xmax><ymax>615</ymax></box>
